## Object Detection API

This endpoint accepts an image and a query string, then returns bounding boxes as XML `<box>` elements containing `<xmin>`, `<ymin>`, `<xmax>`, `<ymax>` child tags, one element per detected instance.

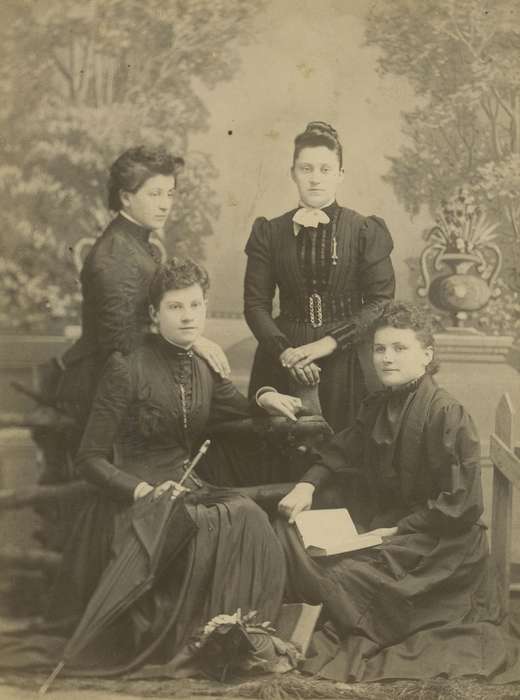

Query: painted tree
<box><xmin>0</xmin><ymin>0</ymin><xmax>262</xmax><ymax>330</ymax></box>
<box><xmin>366</xmin><ymin>0</ymin><xmax>520</xmax><ymax>326</ymax></box>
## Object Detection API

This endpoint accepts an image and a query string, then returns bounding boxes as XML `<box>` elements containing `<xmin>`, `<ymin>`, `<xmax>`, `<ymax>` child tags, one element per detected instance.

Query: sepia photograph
<box><xmin>1</xmin><ymin>1</ymin><xmax>520</xmax><ymax>698</ymax></box>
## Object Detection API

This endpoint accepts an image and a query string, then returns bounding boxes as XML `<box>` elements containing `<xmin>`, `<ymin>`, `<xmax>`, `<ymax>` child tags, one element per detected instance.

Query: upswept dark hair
<box><xmin>373</xmin><ymin>301</ymin><xmax>439</xmax><ymax>375</ymax></box>
<box><xmin>293</xmin><ymin>121</ymin><xmax>343</xmax><ymax>168</ymax></box>
<box><xmin>108</xmin><ymin>145</ymin><xmax>185</xmax><ymax>211</ymax></box>
<box><xmin>149</xmin><ymin>257</ymin><xmax>210</xmax><ymax>309</ymax></box>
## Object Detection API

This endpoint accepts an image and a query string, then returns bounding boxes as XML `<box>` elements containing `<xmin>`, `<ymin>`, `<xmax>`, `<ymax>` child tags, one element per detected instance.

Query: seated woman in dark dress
<box><xmin>4</xmin><ymin>259</ymin><xmax>300</xmax><ymax>676</ymax></box>
<box><xmin>275</xmin><ymin>302</ymin><xmax>513</xmax><ymax>682</ymax></box>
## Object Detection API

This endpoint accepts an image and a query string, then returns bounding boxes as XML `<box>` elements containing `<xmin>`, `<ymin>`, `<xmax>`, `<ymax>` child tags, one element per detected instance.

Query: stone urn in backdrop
<box><xmin>418</xmin><ymin>189</ymin><xmax>502</xmax><ymax>327</ymax></box>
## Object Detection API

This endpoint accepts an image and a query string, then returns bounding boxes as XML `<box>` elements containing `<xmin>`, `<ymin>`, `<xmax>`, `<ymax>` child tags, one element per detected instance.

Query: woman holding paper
<box><xmin>276</xmin><ymin>302</ymin><xmax>511</xmax><ymax>681</ymax></box>
<box><xmin>244</xmin><ymin>121</ymin><xmax>395</xmax><ymax>431</ymax></box>
<box><xmin>13</xmin><ymin>258</ymin><xmax>296</xmax><ymax>676</ymax></box>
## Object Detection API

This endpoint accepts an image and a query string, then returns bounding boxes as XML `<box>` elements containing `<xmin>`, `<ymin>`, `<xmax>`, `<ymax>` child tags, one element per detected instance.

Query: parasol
<box><xmin>39</xmin><ymin>440</ymin><xmax>210</xmax><ymax>694</ymax></box>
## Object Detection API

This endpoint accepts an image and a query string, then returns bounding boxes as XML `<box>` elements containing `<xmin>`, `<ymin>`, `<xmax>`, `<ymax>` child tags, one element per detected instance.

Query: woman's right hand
<box><xmin>288</xmin><ymin>364</ymin><xmax>321</xmax><ymax>386</ymax></box>
<box><xmin>278</xmin><ymin>482</ymin><xmax>316</xmax><ymax>523</ymax></box>
<box><xmin>133</xmin><ymin>482</ymin><xmax>154</xmax><ymax>501</ymax></box>
<box><xmin>153</xmin><ymin>480</ymin><xmax>190</xmax><ymax>500</ymax></box>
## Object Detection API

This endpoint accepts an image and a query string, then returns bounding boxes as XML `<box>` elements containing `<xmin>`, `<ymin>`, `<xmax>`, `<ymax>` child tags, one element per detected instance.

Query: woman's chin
<box><xmin>161</xmin><ymin>331</ymin><xmax>201</xmax><ymax>348</ymax></box>
<box><xmin>378</xmin><ymin>372</ymin><xmax>403</xmax><ymax>388</ymax></box>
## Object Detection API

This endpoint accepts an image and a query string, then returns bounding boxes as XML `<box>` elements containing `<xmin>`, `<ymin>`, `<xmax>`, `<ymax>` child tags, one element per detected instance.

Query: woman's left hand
<box><xmin>193</xmin><ymin>337</ymin><xmax>231</xmax><ymax>378</ymax></box>
<box><xmin>368</xmin><ymin>526</ymin><xmax>398</xmax><ymax>539</ymax></box>
<box><xmin>280</xmin><ymin>337</ymin><xmax>338</xmax><ymax>369</ymax></box>
<box><xmin>257</xmin><ymin>391</ymin><xmax>302</xmax><ymax>421</ymax></box>
<box><xmin>153</xmin><ymin>480</ymin><xmax>190</xmax><ymax>500</ymax></box>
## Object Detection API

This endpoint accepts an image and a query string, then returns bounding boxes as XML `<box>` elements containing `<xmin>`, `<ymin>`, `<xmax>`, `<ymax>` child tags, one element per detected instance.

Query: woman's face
<box><xmin>291</xmin><ymin>146</ymin><xmax>344</xmax><ymax>209</ymax></box>
<box><xmin>120</xmin><ymin>174</ymin><xmax>176</xmax><ymax>229</ymax></box>
<box><xmin>373</xmin><ymin>327</ymin><xmax>433</xmax><ymax>388</ymax></box>
<box><xmin>150</xmin><ymin>283</ymin><xmax>207</xmax><ymax>348</ymax></box>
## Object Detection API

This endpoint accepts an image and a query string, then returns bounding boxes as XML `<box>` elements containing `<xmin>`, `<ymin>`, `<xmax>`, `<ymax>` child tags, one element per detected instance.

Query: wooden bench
<box><xmin>490</xmin><ymin>393</ymin><xmax>520</xmax><ymax>610</ymax></box>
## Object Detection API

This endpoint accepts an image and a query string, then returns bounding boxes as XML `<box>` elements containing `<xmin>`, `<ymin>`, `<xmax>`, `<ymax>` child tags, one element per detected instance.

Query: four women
<box><xmin>4</xmin><ymin>127</ymin><xmax>518</xmax><ymax>683</ymax></box>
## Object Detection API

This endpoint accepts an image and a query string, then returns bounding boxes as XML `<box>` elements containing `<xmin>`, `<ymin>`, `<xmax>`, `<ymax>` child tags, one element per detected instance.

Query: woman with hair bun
<box><xmin>58</xmin><ymin>145</ymin><xmax>230</xmax><ymax>429</ymax></box>
<box><xmin>244</xmin><ymin>121</ymin><xmax>395</xmax><ymax>432</ymax></box>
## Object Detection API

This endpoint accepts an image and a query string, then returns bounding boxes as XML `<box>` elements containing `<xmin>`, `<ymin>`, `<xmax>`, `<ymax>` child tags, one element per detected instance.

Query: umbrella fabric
<box><xmin>61</xmin><ymin>490</ymin><xmax>197</xmax><ymax>665</ymax></box>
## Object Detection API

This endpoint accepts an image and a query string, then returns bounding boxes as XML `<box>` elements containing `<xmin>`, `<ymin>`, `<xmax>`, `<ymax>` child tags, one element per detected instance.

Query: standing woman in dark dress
<box><xmin>58</xmin><ymin>145</ymin><xmax>229</xmax><ymax>430</ymax></box>
<box><xmin>244</xmin><ymin>122</ymin><xmax>395</xmax><ymax>432</ymax></box>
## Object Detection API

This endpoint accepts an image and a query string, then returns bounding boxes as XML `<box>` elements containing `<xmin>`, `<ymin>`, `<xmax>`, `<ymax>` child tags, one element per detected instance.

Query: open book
<box><xmin>294</xmin><ymin>508</ymin><xmax>382</xmax><ymax>557</ymax></box>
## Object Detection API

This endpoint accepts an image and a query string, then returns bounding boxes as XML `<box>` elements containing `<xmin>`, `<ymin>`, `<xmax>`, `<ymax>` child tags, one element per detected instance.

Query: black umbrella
<box><xmin>38</xmin><ymin>442</ymin><xmax>211</xmax><ymax>695</ymax></box>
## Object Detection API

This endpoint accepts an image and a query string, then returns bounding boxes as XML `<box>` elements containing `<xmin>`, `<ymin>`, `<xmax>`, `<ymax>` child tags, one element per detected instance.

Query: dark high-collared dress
<box><xmin>2</xmin><ymin>334</ymin><xmax>285</xmax><ymax>676</ymax></box>
<box><xmin>58</xmin><ymin>214</ymin><xmax>160</xmax><ymax>427</ymax></box>
<box><xmin>244</xmin><ymin>203</ymin><xmax>395</xmax><ymax>432</ymax></box>
<box><xmin>274</xmin><ymin>375</ymin><xmax>515</xmax><ymax>682</ymax></box>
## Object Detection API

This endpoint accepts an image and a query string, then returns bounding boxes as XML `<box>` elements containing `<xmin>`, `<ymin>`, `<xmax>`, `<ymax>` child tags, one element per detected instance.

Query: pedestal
<box><xmin>434</xmin><ymin>330</ymin><xmax>519</xmax><ymax>449</ymax></box>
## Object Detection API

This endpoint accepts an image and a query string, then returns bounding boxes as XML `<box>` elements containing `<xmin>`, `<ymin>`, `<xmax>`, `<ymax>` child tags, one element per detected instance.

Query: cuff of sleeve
<box><xmin>109</xmin><ymin>470</ymin><xmax>143</xmax><ymax>501</ymax></box>
<box><xmin>255</xmin><ymin>386</ymin><xmax>278</xmax><ymax>406</ymax></box>
<box><xmin>329</xmin><ymin>322</ymin><xmax>357</xmax><ymax>350</ymax></box>
<box><xmin>300</xmin><ymin>464</ymin><xmax>331</xmax><ymax>488</ymax></box>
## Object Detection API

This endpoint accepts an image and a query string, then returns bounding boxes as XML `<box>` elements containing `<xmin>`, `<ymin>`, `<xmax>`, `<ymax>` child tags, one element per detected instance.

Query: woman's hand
<box><xmin>153</xmin><ymin>480</ymin><xmax>190</xmax><ymax>500</ymax></box>
<box><xmin>257</xmin><ymin>391</ymin><xmax>302</xmax><ymax>421</ymax></box>
<box><xmin>278</xmin><ymin>483</ymin><xmax>315</xmax><ymax>523</ymax></box>
<box><xmin>288</xmin><ymin>364</ymin><xmax>321</xmax><ymax>386</ymax></box>
<box><xmin>368</xmin><ymin>527</ymin><xmax>398</xmax><ymax>539</ymax></box>
<box><xmin>193</xmin><ymin>337</ymin><xmax>231</xmax><ymax>378</ymax></box>
<box><xmin>280</xmin><ymin>337</ymin><xmax>338</xmax><ymax>369</ymax></box>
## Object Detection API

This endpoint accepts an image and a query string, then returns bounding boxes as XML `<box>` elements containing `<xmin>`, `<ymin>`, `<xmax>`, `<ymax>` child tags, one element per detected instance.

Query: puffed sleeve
<box><xmin>90</xmin><ymin>246</ymin><xmax>145</xmax><ymax>357</ymax></box>
<box><xmin>300</xmin><ymin>415</ymin><xmax>366</xmax><ymax>488</ymax></box>
<box><xmin>329</xmin><ymin>216</ymin><xmax>395</xmax><ymax>349</ymax></box>
<box><xmin>75</xmin><ymin>352</ymin><xmax>142</xmax><ymax>501</ymax></box>
<box><xmin>396</xmin><ymin>401</ymin><xmax>484</xmax><ymax>535</ymax></box>
<box><xmin>244</xmin><ymin>217</ymin><xmax>291</xmax><ymax>358</ymax></box>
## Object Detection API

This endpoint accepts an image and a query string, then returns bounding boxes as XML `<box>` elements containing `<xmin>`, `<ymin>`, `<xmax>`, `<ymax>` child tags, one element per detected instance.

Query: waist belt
<box><xmin>280</xmin><ymin>294</ymin><xmax>354</xmax><ymax>328</ymax></box>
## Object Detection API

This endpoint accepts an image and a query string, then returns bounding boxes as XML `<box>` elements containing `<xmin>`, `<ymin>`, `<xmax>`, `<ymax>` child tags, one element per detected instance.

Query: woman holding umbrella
<box><xmin>38</xmin><ymin>257</ymin><xmax>296</xmax><ymax>677</ymax></box>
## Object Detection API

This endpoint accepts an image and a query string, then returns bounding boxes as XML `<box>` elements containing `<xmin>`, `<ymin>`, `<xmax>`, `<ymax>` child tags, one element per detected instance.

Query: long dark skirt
<box><xmin>248</xmin><ymin>318</ymin><xmax>379</xmax><ymax>433</ymax></box>
<box><xmin>0</xmin><ymin>492</ymin><xmax>286</xmax><ymax>676</ymax></box>
<box><xmin>274</xmin><ymin>518</ymin><xmax>520</xmax><ymax>681</ymax></box>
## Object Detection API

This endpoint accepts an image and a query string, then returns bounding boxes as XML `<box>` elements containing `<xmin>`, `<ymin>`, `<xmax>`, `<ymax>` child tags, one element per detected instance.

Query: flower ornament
<box><xmin>190</xmin><ymin>609</ymin><xmax>302</xmax><ymax>681</ymax></box>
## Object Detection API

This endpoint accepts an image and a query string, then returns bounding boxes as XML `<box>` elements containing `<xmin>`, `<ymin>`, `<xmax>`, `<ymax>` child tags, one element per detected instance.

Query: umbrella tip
<box><xmin>38</xmin><ymin>660</ymin><xmax>65</xmax><ymax>695</ymax></box>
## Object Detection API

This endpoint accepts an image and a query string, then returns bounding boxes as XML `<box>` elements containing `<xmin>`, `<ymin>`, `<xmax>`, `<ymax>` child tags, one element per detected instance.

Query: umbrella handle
<box><xmin>178</xmin><ymin>439</ymin><xmax>211</xmax><ymax>488</ymax></box>
<box><xmin>39</xmin><ymin>660</ymin><xmax>65</xmax><ymax>695</ymax></box>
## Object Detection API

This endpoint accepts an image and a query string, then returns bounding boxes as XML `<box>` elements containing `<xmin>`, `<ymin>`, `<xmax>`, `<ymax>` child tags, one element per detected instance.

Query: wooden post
<box><xmin>491</xmin><ymin>394</ymin><xmax>517</xmax><ymax>610</ymax></box>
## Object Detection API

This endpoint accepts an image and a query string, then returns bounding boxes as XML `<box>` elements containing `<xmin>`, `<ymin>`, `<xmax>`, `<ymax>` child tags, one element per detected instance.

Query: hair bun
<box><xmin>304</xmin><ymin>121</ymin><xmax>339</xmax><ymax>141</ymax></box>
